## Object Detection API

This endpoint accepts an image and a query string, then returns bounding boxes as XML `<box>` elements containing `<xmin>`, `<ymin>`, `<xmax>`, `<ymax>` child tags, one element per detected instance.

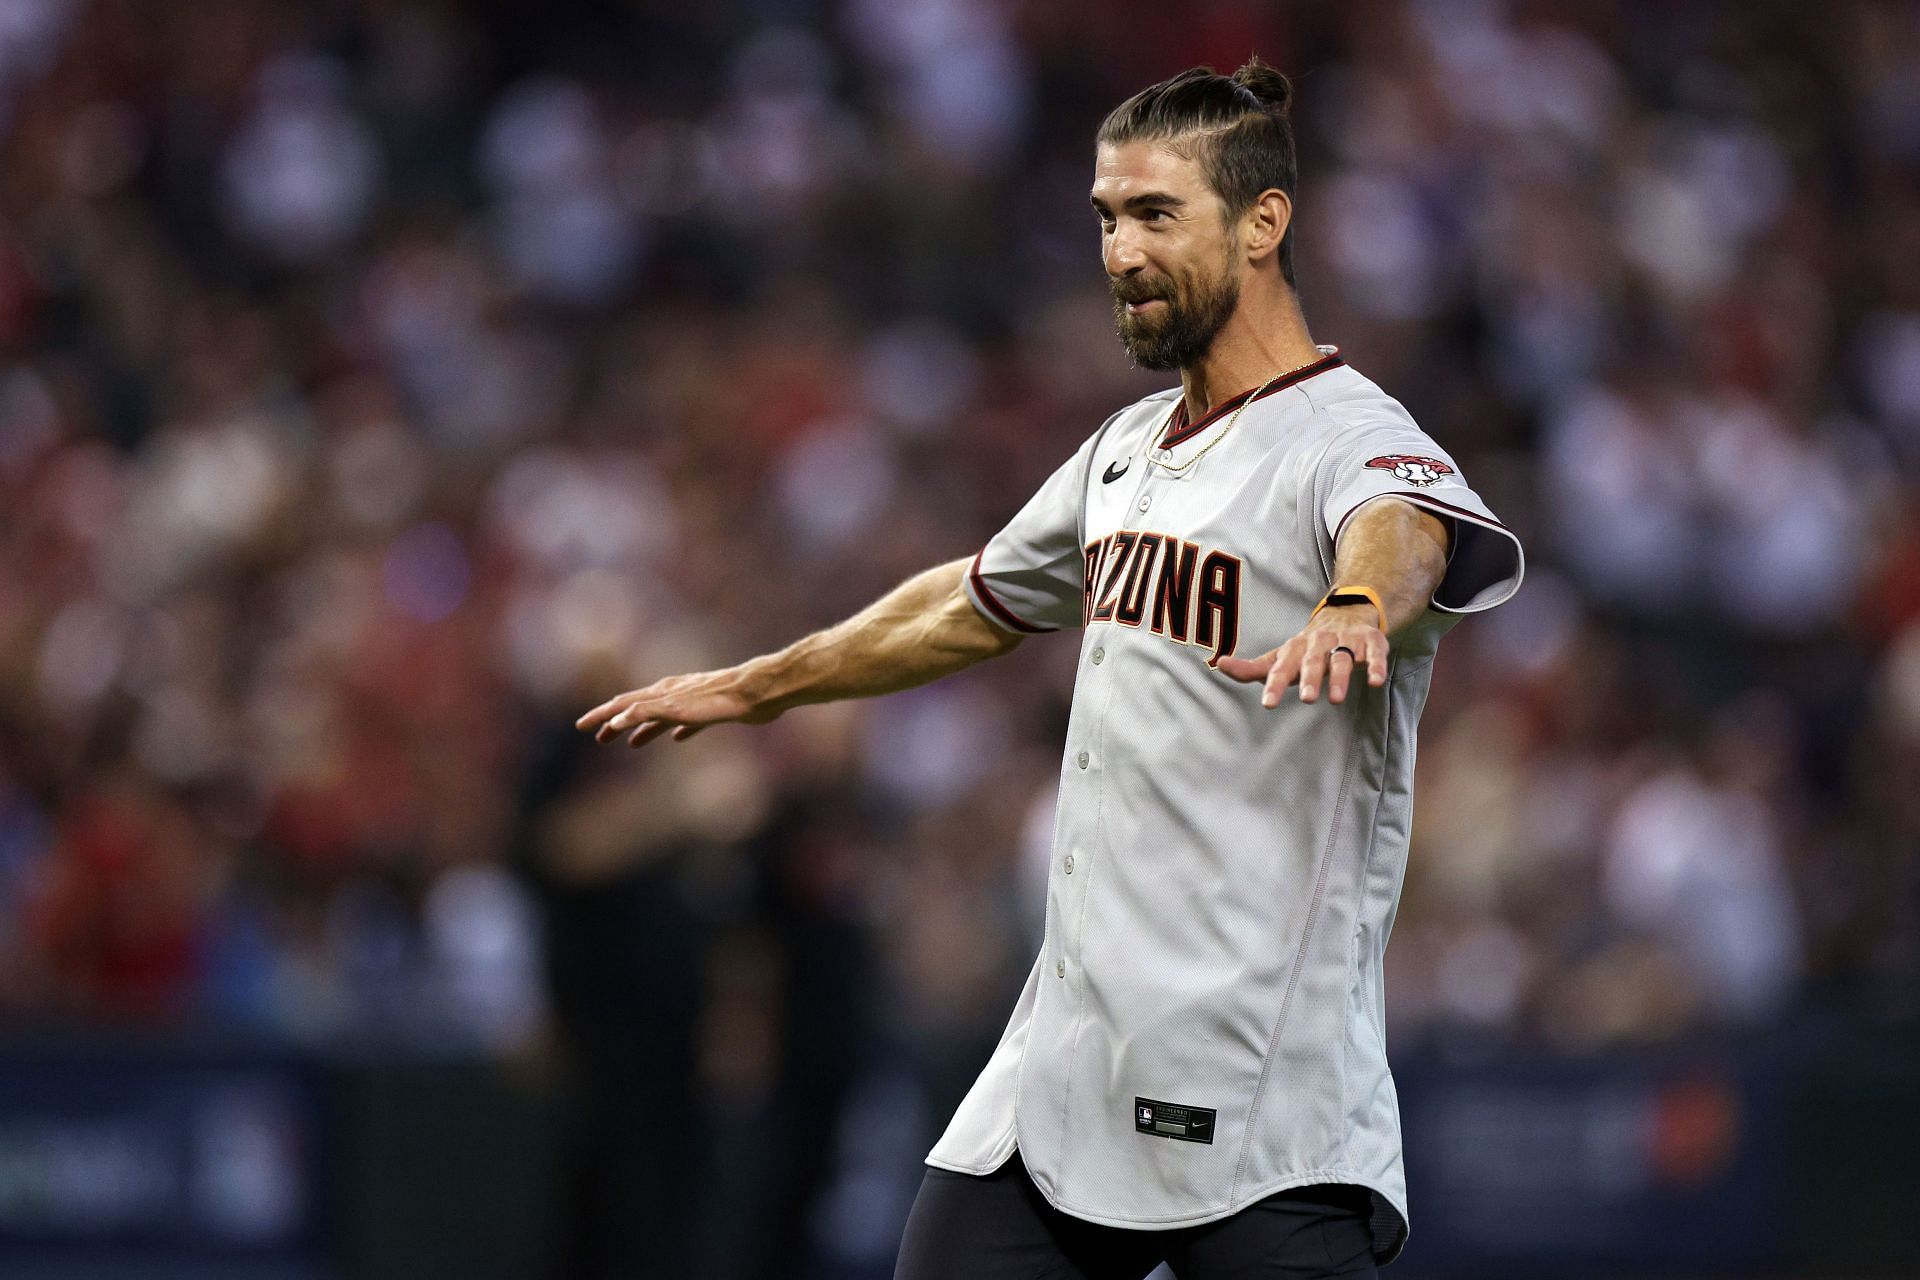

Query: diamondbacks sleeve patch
<box><xmin>1364</xmin><ymin>454</ymin><xmax>1455</xmax><ymax>487</ymax></box>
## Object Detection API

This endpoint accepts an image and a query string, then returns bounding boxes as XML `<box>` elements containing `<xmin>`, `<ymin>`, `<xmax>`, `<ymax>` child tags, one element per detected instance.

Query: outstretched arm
<box><xmin>1215</xmin><ymin>497</ymin><xmax>1449</xmax><ymax>706</ymax></box>
<box><xmin>576</xmin><ymin>557</ymin><xmax>1023</xmax><ymax>748</ymax></box>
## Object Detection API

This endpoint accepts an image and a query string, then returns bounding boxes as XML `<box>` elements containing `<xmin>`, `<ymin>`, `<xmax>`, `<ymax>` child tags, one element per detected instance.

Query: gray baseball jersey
<box><xmin>931</xmin><ymin>347</ymin><xmax>1523</xmax><ymax>1264</ymax></box>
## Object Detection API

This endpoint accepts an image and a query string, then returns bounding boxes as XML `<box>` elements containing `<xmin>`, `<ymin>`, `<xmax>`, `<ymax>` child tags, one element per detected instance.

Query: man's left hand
<box><xmin>1215</xmin><ymin>605</ymin><xmax>1388</xmax><ymax>707</ymax></box>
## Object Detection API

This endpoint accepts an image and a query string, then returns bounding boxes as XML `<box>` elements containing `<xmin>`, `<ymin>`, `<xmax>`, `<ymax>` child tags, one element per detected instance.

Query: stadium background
<box><xmin>1</xmin><ymin>0</ymin><xmax>1918</xmax><ymax>1276</ymax></box>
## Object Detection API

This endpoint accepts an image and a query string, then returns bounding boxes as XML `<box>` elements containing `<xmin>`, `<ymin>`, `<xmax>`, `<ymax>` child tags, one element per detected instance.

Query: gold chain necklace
<box><xmin>1149</xmin><ymin>353</ymin><xmax>1326</xmax><ymax>475</ymax></box>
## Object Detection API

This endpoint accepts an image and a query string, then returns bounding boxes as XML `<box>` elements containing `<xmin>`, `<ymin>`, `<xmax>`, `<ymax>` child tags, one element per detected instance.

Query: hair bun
<box><xmin>1231</xmin><ymin>56</ymin><xmax>1292</xmax><ymax>116</ymax></box>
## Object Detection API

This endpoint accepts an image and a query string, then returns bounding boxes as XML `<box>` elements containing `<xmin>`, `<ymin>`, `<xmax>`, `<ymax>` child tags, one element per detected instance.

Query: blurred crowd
<box><xmin>3</xmin><ymin>0</ymin><xmax>1920</xmax><ymax>1272</ymax></box>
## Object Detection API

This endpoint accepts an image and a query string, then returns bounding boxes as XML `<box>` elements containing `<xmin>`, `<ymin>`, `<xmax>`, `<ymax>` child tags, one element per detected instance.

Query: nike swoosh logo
<box><xmin>1102</xmin><ymin>460</ymin><xmax>1130</xmax><ymax>484</ymax></box>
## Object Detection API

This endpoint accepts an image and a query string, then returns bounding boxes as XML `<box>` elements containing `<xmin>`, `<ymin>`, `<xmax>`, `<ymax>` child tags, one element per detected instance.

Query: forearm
<box><xmin>739</xmin><ymin>557</ymin><xmax>1022</xmax><ymax>713</ymax></box>
<box><xmin>1326</xmin><ymin>498</ymin><xmax>1450</xmax><ymax>634</ymax></box>
<box><xmin>1216</xmin><ymin>496</ymin><xmax>1453</xmax><ymax>707</ymax></box>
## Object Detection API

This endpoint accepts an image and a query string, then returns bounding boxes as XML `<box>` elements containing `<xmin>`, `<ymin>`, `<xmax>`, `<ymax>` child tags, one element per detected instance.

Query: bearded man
<box><xmin>578</xmin><ymin>58</ymin><xmax>1524</xmax><ymax>1280</ymax></box>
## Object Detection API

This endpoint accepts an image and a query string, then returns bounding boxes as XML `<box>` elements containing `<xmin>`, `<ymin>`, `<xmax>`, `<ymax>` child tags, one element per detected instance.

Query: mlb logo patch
<box><xmin>1133</xmin><ymin>1096</ymin><xmax>1215</xmax><ymax>1144</ymax></box>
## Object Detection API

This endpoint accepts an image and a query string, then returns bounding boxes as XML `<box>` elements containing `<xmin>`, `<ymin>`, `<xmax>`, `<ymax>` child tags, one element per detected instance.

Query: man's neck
<box><xmin>1179</xmin><ymin>292</ymin><xmax>1322</xmax><ymax>422</ymax></box>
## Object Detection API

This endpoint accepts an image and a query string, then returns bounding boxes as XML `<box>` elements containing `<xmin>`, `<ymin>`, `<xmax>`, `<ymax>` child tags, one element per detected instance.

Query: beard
<box><xmin>1110</xmin><ymin>253</ymin><xmax>1242</xmax><ymax>371</ymax></box>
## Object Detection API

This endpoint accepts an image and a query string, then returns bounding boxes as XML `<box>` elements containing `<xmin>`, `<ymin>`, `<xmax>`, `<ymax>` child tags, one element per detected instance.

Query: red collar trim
<box><xmin>1159</xmin><ymin>351</ymin><xmax>1346</xmax><ymax>449</ymax></box>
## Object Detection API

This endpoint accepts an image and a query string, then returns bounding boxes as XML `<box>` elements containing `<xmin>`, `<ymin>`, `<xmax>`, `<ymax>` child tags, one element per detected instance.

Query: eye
<box><xmin>1140</xmin><ymin>208</ymin><xmax>1168</xmax><ymax>223</ymax></box>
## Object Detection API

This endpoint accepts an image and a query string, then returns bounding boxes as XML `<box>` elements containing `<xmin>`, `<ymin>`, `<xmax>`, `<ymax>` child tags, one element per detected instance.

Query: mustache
<box><xmin>1110</xmin><ymin>277</ymin><xmax>1172</xmax><ymax>306</ymax></box>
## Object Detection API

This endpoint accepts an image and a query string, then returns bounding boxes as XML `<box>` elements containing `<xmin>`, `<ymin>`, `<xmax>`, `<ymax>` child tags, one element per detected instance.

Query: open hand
<box><xmin>575</xmin><ymin>668</ymin><xmax>779</xmax><ymax>748</ymax></box>
<box><xmin>1214</xmin><ymin>609</ymin><xmax>1389</xmax><ymax>707</ymax></box>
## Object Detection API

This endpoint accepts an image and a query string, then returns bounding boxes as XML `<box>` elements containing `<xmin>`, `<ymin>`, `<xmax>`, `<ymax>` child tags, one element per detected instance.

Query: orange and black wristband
<box><xmin>1311</xmin><ymin>584</ymin><xmax>1386</xmax><ymax>632</ymax></box>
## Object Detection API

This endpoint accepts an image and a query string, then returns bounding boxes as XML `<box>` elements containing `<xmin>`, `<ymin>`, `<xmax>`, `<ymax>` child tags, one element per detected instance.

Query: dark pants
<box><xmin>894</xmin><ymin>1151</ymin><xmax>1380</xmax><ymax>1280</ymax></box>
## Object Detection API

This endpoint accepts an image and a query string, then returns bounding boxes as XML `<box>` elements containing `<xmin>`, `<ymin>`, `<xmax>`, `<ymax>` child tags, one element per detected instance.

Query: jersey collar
<box><xmin>1158</xmin><ymin>347</ymin><xmax>1345</xmax><ymax>450</ymax></box>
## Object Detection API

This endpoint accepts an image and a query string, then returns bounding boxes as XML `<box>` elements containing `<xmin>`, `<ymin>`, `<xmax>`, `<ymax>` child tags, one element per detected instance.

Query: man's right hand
<box><xmin>575</xmin><ymin>557</ymin><xmax>1020</xmax><ymax>751</ymax></box>
<box><xmin>575</xmin><ymin>667</ymin><xmax>781</xmax><ymax>748</ymax></box>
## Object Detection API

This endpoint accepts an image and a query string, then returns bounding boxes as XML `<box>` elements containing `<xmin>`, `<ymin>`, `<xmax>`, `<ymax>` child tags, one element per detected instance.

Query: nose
<box><xmin>1103</xmin><ymin>223</ymin><xmax>1146</xmax><ymax>279</ymax></box>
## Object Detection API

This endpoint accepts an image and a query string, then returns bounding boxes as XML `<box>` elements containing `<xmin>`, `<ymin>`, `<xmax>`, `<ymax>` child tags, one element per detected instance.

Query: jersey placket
<box><xmin>1040</xmin><ymin>590</ymin><xmax>1116</xmax><ymax>1199</ymax></box>
<box><xmin>1055</xmin><ymin>412</ymin><xmax>1207</xmax><ymax>1195</ymax></box>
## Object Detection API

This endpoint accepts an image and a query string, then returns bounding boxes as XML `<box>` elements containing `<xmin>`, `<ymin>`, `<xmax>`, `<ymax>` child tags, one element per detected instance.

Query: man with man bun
<box><xmin>578</xmin><ymin>58</ymin><xmax>1523</xmax><ymax>1278</ymax></box>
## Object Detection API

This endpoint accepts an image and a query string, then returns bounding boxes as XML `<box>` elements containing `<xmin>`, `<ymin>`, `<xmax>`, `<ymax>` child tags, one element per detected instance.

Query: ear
<box><xmin>1240</xmin><ymin>188</ymin><xmax>1292</xmax><ymax>266</ymax></box>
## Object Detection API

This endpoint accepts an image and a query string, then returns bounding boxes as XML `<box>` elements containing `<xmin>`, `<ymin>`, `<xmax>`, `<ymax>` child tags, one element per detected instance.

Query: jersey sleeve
<box><xmin>1317</xmin><ymin>424</ymin><xmax>1524</xmax><ymax>614</ymax></box>
<box><xmin>965</xmin><ymin>427</ymin><xmax>1107</xmax><ymax>634</ymax></box>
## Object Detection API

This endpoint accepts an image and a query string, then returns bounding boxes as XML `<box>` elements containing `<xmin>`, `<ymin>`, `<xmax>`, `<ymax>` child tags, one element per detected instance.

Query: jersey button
<box><xmin>1064</xmin><ymin>853</ymin><xmax>1075</xmax><ymax>874</ymax></box>
<box><xmin>1136</xmin><ymin>496</ymin><xmax>1151</xmax><ymax>512</ymax></box>
<box><xmin>1056</xmin><ymin>959</ymin><xmax>1066</xmax><ymax>978</ymax></box>
<box><xmin>1076</xmin><ymin>751</ymin><xmax>1089</xmax><ymax>769</ymax></box>
<box><xmin>1091</xmin><ymin>647</ymin><xmax>1105</xmax><ymax>665</ymax></box>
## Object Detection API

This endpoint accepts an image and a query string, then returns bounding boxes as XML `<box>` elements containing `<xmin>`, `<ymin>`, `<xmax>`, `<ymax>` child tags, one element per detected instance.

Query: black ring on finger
<box><xmin>1330</xmin><ymin>646</ymin><xmax>1358</xmax><ymax>662</ymax></box>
